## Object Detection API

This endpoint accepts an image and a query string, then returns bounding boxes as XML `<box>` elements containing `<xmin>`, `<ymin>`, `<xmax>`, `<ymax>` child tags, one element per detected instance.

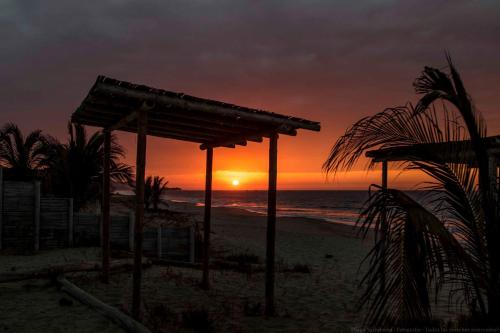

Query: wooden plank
<box><xmin>382</xmin><ymin>160</ymin><xmax>388</xmax><ymax>189</ymax></box>
<box><xmin>0</xmin><ymin>168</ymin><xmax>3</xmax><ymax>250</ymax></box>
<box><xmin>201</xmin><ymin>148</ymin><xmax>213</xmax><ymax>290</ymax></box>
<box><xmin>200</xmin><ymin>127</ymin><xmax>295</xmax><ymax>150</ymax></box>
<box><xmin>107</xmin><ymin>111</ymin><xmax>138</xmax><ymax>132</ymax></box>
<box><xmin>102</xmin><ymin>130</ymin><xmax>111</xmax><ymax>283</ymax></box>
<box><xmin>265</xmin><ymin>133</ymin><xmax>278</xmax><ymax>316</ymax></box>
<box><xmin>366</xmin><ymin>136</ymin><xmax>500</xmax><ymax>164</ymax></box>
<box><xmin>80</xmin><ymin>109</ymin><xmax>236</xmax><ymax>138</ymax></box>
<box><xmin>68</xmin><ymin>198</ymin><xmax>74</xmax><ymax>246</ymax></box>
<box><xmin>57</xmin><ymin>276</ymin><xmax>152</xmax><ymax>333</ymax></box>
<box><xmin>75</xmin><ymin>105</ymin><xmax>254</xmax><ymax>135</ymax></box>
<box><xmin>92</xmin><ymin>82</ymin><xmax>321</xmax><ymax>132</ymax></box>
<box><xmin>132</xmin><ymin>109</ymin><xmax>147</xmax><ymax>319</ymax></box>
<box><xmin>34</xmin><ymin>181</ymin><xmax>40</xmax><ymax>252</ymax></box>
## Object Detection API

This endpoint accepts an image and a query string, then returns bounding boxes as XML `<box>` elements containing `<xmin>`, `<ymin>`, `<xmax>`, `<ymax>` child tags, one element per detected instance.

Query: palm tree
<box><xmin>323</xmin><ymin>57</ymin><xmax>498</xmax><ymax>327</ymax></box>
<box><xmin>151</xmin><ymin>176</ymin><xmax>169</xmax><ymax>211</ymax></box>
<box><xmin>48</xmin><ymin>123</ymin><xmax>133</xmax><ymax>210</ymax></box>
<box><xmin>0</xmin><ymin>123</ymin><xmax>55</xmax><ymax>180</ymax></box>
<box><xmin>143</xmin><ymin>176</ymin><xmax>169</xmax><ymax>211</ymax></box>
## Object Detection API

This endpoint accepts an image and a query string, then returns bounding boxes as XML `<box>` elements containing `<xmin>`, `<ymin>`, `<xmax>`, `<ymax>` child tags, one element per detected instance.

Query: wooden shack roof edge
<box><xmin>71</xmin><ymin>75</ymin><xmax>320</xmax><ymax>148</ymax></box>
<box><xmin>365</xmin><ymin>135</ymin><xmax>500</xmax><ymax>163</ymax></box>
<box><xmin>91</xmin><ymin>76</ymin><xmax>321</xmax><ymax>128</ymax></box>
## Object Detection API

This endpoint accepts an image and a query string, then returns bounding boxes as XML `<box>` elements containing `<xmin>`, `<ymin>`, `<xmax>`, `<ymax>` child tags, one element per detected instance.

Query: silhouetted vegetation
<box><xmin>47</xmin><ymin>123</ymin><xmax>133</xmax><ymax>210</ymax></box>
<box><xmin>144</xmin><ymin>176</ymin><xmax>169</xmax><ymax>211</ymax></box>
<box><xmin>324</xmin><ymin>55</ymin><xmax>500</xmax><ymax>328</ymax></box>
<box><xmin>0</xmin><ymin>122</ymin><xmax>55</xmax><ymax>181</ymax></box>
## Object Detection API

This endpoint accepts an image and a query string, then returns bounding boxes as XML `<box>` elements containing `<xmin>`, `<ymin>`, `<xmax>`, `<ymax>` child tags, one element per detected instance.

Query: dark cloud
<box><xmin>1</xmin><ymin>0</ymin><xmax>499</xmax><ymax>185</ymax></box>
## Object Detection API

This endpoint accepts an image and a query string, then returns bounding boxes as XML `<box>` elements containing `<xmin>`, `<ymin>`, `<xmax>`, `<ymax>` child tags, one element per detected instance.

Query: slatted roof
<box><xmin>71</xmin><ymin>76</ymin><xmax>321</xmax><ymax>149</ymax></box>
<box><xmin>366</xmin><ymin>135</ymin><xmax>500</xmax><ymax>163</ymax></box>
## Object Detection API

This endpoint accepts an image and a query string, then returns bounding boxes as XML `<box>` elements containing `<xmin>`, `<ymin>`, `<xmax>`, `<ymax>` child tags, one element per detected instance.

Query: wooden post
<box><xmin>102</xmin><ymin>130</ymin><xmax>111</xmax><ymax>283</ymax></box>
<box><xmin>34</xmin><ymin>180</ymin><xmax>41</xmax><ymax>252</ymax></box>
<box><xmin>0</xmin><ymin>168</ymin><xmax>3</xmax><ymax>250</ymax></box>
<box><xmin>129</xmin><ymin>211</ymin><xmax>135</xmax><ymax>251</ymax></box>
<box><xmin>132</xmin><ymin>110</ymin><xmax>147</xmax><ymax>319</ymax></box>
<box><xmin>265</xmin><ymin>133</ymin><xmax>278</xmax><ymax>316</ymax></box>
<box><xmin>382</xmin><ymin>160</ymin><xmax>388</xmax><ymax>190</ymax></box>
<box><xmin>201</xmin><ymin>147</ymin><xmax>213</xmax><ymax>290</ymax></box>
<box><xmin>68</xmin><ymin>198</ymin><xmax>74</xmax><ymax>247</ymax></box>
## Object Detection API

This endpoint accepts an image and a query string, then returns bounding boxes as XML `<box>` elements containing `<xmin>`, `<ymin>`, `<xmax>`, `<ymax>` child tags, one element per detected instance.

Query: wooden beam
<box><xmin>0</xmin><ymin>168</ymin><xmax>3</xmax><ymax>251</ymax></box>
<box><xmin>132</xmin><ymin>109</ymin><xmax>147</xmax><ymax>320</ymax></box>
<box><xmin>265</xmin><ymin>133</ymin><xmax>278</xmax><ymax>316</ymax></box>
<box><xmin>101</xmin><ymin>130</ymin><xmax>111</xmax><ymax>283</ymax></box>
<box><xmin>382</xmin><ymin>160</ymin><xmax>388</xmax><ymax>190</ymax></box>
<box><xmin>75</xmin><ymin>104</ymin><xmax>291</xmax><ymax>137</ymax></box>
<box><xmin>72</xmin><ymin>117</ymin><xmax>211</xmax><ymax>144</ymax></box>
<box><xmin>106</xmin><ymin>111</ymin><xmax>138</xmax><ymax>132</ymax></box>
<box><xmin>200</xmin><ymin>127</ymin><xmax>296</xmax><ymax>150</ymax></box>
<box><xmin>68</xmin><ymin>198</ymin><xmax>74</xmax><ymax>247</ymax></box>
<box><xmin>83</xmin><ymin>102</ymin><xmax>245</xmax><ymax>134</ymax></box>
<box><xmin>57</xmin><ymin>276</ymin><xmax>152</xmax><ymax>333</ymax></box>
<box><xmin>366</xmin><ymin>136</ymin><xmax>500</xmax><ymax>164</ymax></box>
<box><xmin>201</xmin><ymin>147</ymin><xmax>213</xmax><ymax>290</ymax></box>
<box><xmin>93</xmin><ymin>82</ymin><xmax>321</xmax><ymax>131</ymax></box>
<box><xmin>78</xmin><ymin>110</ymin><xmax>228</xmax><ymax>139</ymax></box>
<box><xmin>106</xmin><ymin>101</ymin><xmax>155</xmax><ymax>132</ymax></box>
<box><xmin>121</xmin><ymin>128</ymin><xmax>210</xmax><ymax>144</ymax></box>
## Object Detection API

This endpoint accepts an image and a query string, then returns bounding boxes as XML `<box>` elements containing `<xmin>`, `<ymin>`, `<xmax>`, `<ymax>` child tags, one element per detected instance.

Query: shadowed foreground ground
<box><xmin>0</xmin><ymin>203</ymin><xmax>370</xmax><ymax>332</ymax></box>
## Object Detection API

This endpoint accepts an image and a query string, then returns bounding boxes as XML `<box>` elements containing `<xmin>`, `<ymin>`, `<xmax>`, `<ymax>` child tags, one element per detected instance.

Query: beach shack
<box><xmin>71</xmin><ymin>76</ymin><xmax>321</xmax><ymax>318</ymax></box>
<box><xmin>366</xmin><ymin>135</ymin><xmax>500</xmax><ymax>192</ymax></box>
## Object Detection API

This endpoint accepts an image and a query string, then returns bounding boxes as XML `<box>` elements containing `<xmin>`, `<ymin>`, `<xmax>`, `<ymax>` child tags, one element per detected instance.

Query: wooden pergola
<box><xmin>71</xmin><ymin>75</ymin><xmax>320</xmax><ymax>319</ymax></box>
<box><xmin>365</xmin><ymin>135</ymin><xmax>500</xmax><ymax>190</ymax></box>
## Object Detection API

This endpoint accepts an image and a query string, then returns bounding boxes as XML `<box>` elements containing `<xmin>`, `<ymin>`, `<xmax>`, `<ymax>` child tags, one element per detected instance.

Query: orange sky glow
<box><xmin>2</xmin><ymin>1</ymin><xmax>499</xmax><ymax>191</ymax></box>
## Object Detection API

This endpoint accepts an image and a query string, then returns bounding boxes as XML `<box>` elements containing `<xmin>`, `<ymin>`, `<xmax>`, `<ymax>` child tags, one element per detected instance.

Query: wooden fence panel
<box><xmin>143</xmin><ymin>227</ymin><xmax>158</xmax><ymax>257</ymax></box>
<box><xmin>0</xmin><ymin>176</ymin><xmax>193</xmax><ymax>261</ymax></box>
<box><xmin>161</xmin><ymin>227</ymin><xmax>191</xmax><ymax>262</ymax></box>
<box><xmin>110</xmin><ymin>215</ymin><xmax>130</xmax><ymax>249</ymax></box>
<box><xmin>40</xmin><ymin>198</ymin><xmax>71</xmax><ymax>249</ymax></box>
<box><xmin>2</xmin><ymin>181</ymin><xmax>35</xmax><ymax>251</ymax></box>
<box><xmin>74</xmin><ymin>213</ymin><xmax>100</xmax><ymax>246</ymax></box>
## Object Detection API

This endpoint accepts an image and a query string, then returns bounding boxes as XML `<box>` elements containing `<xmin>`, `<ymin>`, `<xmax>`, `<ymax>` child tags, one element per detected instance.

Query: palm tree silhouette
<box><xmin>0</xmin><ymin>122</ymin><xmax>54</xmax><ymax>180</ymax></box>
<box><xmin>48</xmin><ymin>122</ymin><xmax>133</xmax><ymax>210</ymax></box>
<box><xmin>144</xmin><ymin>176</ymin><xmax>169</xmax><ymax>211</ymax></box>
<box><xmin>324</xmin><ymin>56</ymin><xmax>498</xmax><ymax>327</ymax></box>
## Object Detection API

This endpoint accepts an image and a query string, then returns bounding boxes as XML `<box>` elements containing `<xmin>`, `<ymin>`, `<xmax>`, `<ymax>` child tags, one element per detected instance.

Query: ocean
<box><xmin>165</xmin><ymin>190</ymin><xmax>369</xmax><ymax>226</ymax></box>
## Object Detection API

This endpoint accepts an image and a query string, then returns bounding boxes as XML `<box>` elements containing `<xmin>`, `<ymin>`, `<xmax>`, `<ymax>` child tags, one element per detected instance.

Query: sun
<box><xmin>231</xmin><ymin>179</ymin><xmax>240</xmax><ymax>187</ymax></box>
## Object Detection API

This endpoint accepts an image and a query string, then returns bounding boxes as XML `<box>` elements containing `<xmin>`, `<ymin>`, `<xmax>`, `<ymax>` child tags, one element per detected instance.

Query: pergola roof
<box><xmin>71</xmin><ymin>76</ymin><xmax>321</xmax><ymax>149</ymax></box>
<box><xmin>366</xmin><ymin>135</ymin><xmax>500</xmax><ymax>163</ymax></box>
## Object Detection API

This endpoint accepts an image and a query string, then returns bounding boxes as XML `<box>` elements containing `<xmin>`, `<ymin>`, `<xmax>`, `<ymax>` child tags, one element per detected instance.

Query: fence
<box><xmin>0</xmin><ymin>169</ymin><xmax>194</xmax><ymax>262</ymax></box>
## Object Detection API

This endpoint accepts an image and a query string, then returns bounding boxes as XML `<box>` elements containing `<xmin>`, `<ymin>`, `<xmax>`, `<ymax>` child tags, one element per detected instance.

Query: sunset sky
<box><xmin>1</xmin><ymin>1</ymin><xmax>499</xmax><ymax>190</ymax></box>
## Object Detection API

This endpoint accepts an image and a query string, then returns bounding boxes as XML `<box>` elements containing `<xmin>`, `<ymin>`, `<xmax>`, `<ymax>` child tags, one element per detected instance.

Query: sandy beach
<box><xmin>0</xmin><ymin>199</ymin><xmax>372</xmax><ymax>332</ymax></box>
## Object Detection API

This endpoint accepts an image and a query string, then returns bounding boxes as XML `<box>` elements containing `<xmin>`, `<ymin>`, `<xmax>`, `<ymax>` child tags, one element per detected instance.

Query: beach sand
<box><xmin>0</xmin><ymin>200</ymin><xmax>372</xmax><ymax>332</ymax></box>
<box><xmin>0</xmin><ymin>248</ymin><xmax>125</xmax><ymax>333</ymax></box>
